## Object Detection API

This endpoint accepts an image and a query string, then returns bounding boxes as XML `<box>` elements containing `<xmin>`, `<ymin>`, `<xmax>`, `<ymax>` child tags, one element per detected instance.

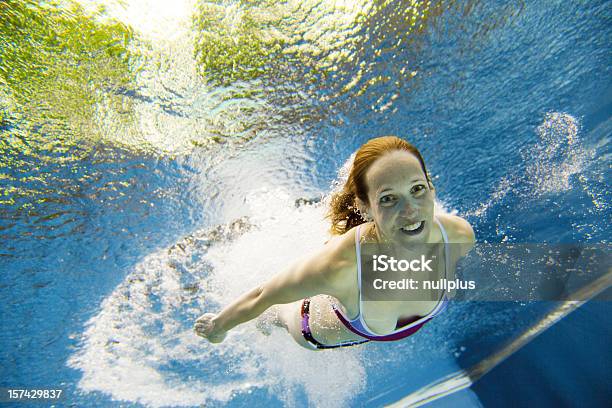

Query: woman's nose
<box><xmin>399</xmin><ymin>200</ymin><xmax>418</xmax><ymax>217</ymax></box>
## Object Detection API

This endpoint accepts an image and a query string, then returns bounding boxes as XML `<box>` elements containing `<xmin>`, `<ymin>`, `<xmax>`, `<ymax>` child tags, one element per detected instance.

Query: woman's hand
<box><xmin>194</xmin><ymin>313</ymin><xmax>227</xmax><ymax>344</ymax></box>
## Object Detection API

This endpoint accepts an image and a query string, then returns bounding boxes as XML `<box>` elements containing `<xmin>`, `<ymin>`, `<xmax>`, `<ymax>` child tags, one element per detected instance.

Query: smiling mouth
<box><xmin>400</xmin><ymin>221</ymin><xmax>425</xmax><ymax>235</ymax></box>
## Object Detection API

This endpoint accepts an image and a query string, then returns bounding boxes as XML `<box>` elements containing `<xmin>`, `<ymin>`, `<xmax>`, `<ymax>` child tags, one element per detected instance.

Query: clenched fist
<box><xmin>194</xmin><ymin>313</ymin><xmax>227</xmax><ymax>343</ymax></box>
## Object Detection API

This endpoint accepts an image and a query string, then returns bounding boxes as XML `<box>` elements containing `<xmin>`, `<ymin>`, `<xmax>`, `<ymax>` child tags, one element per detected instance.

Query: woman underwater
<box><xmin>194</xmin><ymin>136</ymin><xmax>475</xmax><ymax>350</ymax></box>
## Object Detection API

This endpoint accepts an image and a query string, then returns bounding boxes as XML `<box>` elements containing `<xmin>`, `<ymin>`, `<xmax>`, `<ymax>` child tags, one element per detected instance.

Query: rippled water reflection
<box><xmin>1</xmin><ymin>0</ymin><xmax>610</xmax><ymax>406</ymax></box>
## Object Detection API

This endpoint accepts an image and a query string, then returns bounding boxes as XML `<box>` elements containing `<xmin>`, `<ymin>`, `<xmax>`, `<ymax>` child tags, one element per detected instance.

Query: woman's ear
<box><xmin>355</xmin><ymin>197</ymin><xmax>367</xmax><ymax>213</ymax></box>
<box><xmin>355</xmin><ymin>197</ymin><xmax>372</xmax><ymax>221</ymax></box>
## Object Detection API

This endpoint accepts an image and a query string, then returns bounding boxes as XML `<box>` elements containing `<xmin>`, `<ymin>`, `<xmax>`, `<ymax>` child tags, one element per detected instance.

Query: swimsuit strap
<box><xmin>435</xmin><ymin>216</ymin><xmax>449</xmax><ymax>242</ymax></box>
<box><xmin>434</xmin><ymin>216</ymin><xmax>451</xmax><ymax>281</ymax></box>
<box><xmin>355</xmin><ymin>224</ymin><xmax>363</xmax><ymax>305</ymax></box>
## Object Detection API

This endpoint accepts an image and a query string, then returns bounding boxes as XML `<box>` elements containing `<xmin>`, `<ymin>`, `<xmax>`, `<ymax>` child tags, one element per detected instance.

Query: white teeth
<box><xmin>401</xmin><ymin>221</ymin><xmax>422</xmax><ymax>231</ymax></box>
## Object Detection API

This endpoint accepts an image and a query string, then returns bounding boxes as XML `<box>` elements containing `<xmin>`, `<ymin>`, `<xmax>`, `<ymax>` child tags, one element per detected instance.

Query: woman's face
<box><xmin>361</xmin><ymin>150</ymin><xmax>435</xmax><ymax>243</ymax></box>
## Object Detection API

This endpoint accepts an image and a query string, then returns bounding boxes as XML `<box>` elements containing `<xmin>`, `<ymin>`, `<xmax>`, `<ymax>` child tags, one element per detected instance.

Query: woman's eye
<box><xmin>411</xmin><ymin>184</ymin><xmax>426</xmax><ymax>194</ymax></box>
<box><xmin>380</xmin><ymin>195</ymin><xmax>397</xmax><ymax>205</ymax></box>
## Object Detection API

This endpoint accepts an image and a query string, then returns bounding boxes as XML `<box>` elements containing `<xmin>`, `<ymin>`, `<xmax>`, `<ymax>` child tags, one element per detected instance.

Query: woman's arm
<box><xmin>194</xmin><ymin>241</ymin><xmax>345</xmax><ymax>342</ymax></box>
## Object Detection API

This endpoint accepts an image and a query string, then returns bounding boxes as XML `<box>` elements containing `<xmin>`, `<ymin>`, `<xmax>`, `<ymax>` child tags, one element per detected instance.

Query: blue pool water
<box><xmin>1</xmin><ymin>0</ymin><xmax>610</xmax><ymax>407</ymax></box>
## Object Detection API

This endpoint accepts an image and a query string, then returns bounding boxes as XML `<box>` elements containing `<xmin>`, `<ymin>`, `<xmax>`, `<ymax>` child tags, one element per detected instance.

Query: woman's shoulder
<box><xmin>318</xmin><ymin>226</ymin><xmax>363</xmax><ymax>296</ymax></box>
<box><xmin>436</xmin><ymin>213</ymin><xmax>476</xmax><ymax>244</ymax></box>
<box><xmin>293</xmin><ymin>226</ymin><xmax>360</xmax><ymax>275</ymax></box>
<box><xmin>322</xmin><ymin>225</ymin><xmax>361</xmax><ymax>269</ymax></box>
